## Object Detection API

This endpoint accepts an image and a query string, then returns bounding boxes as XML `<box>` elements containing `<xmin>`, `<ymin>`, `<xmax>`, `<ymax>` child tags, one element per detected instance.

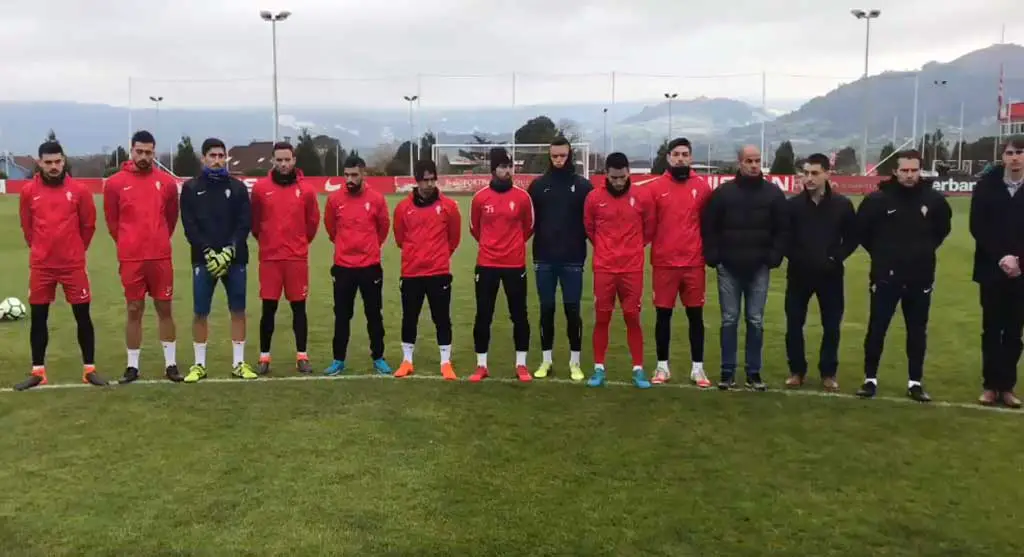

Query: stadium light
<box><xmin>851</xmin><ymin>8</ymin><xmax>881</xmax><ymax>175</ymax></box>
<box><xmin>664</xmin><ymin>93</ymin><xmax>678</xmax><ymax>140</ymax></box>
<box><xmin>149</xmin><ymin>96</ymin><xmax>163</xmax><ymax>167</ymax></box>
<box><xmin>260</xmin><ymin>10</ymin><xmax>292</xmax><ymax>142</ymax></box>
<box><xmin>403</xmin><ymin>95</ymin><xmax>419</xmax><ymax>177</ymax></box>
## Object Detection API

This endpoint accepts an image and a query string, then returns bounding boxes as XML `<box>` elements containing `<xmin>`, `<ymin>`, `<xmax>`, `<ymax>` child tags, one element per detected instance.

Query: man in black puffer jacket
<box><xmin>969</xmin><ymin>137</ymin><xmax>1024</xmax><ymax>408</ymax></box>
<box><xmin>701</xmin><ymin>145</ymin><xmax>789</xmax><ymax>391</ymax></box>
<box><xmin>527</xmin><ymin>137</ymin><xmax>593</xmax><ymax>381</ymax></box>
<box><xmin>856</xmin><ymin>149</ymin><xmax>951</xmax><ymax>403</ymax></box>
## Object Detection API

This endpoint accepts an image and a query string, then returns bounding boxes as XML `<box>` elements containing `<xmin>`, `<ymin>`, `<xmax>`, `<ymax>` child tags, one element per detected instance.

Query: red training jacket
<box><xmin>20</xmin><ymin>175</ymin><xmax>96</xmax><ymax>270</ymax></box>
<box><xmin>393</xmin><ymin>192</ymin><xmax>462</xmax><ymax>278</ymax></box>
<box><xmin>584</xmin><ymin>186</ymin><xmax>655</xmax><ymax>274</ymax></box>
<box><xmin>324</xmin><ymin>187</ymin><xmax>390</xmax><ymax>268</ymax></box>
<box><xmin>103</xmin><ymin>161</ymin><xmax>179</xmax><ymax>262</ymax></box>
<box><xmin>648</xmin><ymin>172</ymin><xmax>712</xmax><ymax>268</ymax></box>
<box><xmin>251</xmin><ymin>171</ymin><xmax>320</xmax><ymax>261</ymax></box>
<box><xmin>470</xmin><ymin>185</ymin><xmax>534</xmax><ymax>268</ymax></box>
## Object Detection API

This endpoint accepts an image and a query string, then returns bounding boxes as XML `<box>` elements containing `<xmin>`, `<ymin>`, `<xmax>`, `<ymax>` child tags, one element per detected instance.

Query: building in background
<box><xmin>1001</xmin><ymin>101</ymin><xmax>1024</xmax><ymax>136</ymax></box>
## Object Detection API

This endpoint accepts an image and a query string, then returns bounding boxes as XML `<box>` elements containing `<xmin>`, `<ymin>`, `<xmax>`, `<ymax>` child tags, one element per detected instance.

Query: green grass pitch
<box><xmin>0</xmin><ymin>195</ymin><xmax>1021</xmax><ymax>556</ymax></box>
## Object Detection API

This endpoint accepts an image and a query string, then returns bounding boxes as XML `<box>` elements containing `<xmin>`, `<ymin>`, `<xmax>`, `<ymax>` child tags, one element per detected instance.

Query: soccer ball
<box><xmin>0</xmin><ymin>297</ymin><xmax>26</xmax><ymax>321</ymax></box>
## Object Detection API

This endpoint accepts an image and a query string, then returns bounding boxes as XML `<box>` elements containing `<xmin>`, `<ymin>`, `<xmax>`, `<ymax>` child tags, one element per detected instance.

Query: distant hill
<box><xmin>723</xmin><ymin>43</ymin><xmax>1024</xmax><ymax>156</ymax></box>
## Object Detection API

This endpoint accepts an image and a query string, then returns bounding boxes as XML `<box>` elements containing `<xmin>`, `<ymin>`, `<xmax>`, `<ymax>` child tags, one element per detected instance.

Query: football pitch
<box><xmin>0</xmin><ymin>195</ymin><xmax>1021</xmax><ymax>556</ymax></box>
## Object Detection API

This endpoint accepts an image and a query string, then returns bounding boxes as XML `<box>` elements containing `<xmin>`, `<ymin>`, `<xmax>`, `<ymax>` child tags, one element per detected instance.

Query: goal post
<box><xmin>432</xmin><ymin>143</ymin><xmax>591</xmax><ymax>178</ymax></box>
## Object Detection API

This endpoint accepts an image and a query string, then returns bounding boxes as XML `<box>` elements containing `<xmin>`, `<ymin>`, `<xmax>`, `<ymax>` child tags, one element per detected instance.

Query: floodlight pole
<box><xmin>403</xmin><ymin>95</ymin><xmax>419</xmax><ymax>176</ymax></box>
<box><xmin>664</xmin><ymin>93</ymin><xmax>678</xmax><ymax>140</ymax></box>
<box><xmin>852</xmin><ymin>8</ymin><xmax>881</xmax><ymax>175</ymax></box>
<box><xmin>260</xmin><ymin>10</ymin><xmax>292</xmax><ymax>142</ymax></box>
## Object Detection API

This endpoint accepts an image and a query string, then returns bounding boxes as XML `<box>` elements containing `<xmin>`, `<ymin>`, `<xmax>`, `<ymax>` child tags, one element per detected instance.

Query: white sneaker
<box><xmin>652</xmin><ymin>365</ymin><xmax>671</xmax><ymax>385</ymax></box>
<box><xmin>690</xmin><ymin>364</ymin><xmax>712</xmax><ymax>388</ymax></box>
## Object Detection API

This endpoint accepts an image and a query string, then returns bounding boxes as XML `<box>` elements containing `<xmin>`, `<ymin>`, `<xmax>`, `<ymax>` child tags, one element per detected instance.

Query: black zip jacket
<box><xmin>970</xmin><ymin>165</ymin><xmax>1024</xmax><ymax>284</ymax></box>
<box><xmin>785</xmin><ymin>183</ymin><xmax>857</xmax><ymax>280</ymax></box>
<box><xmin>528</xmin><ymin>168</ymin><xmax>593</xmax><ymax>265</ymax></box>
<box><xmin>701</xmin><ymin>174</ymin><xmax>789</xmax><ymax>277</ymax></box>
<box><xmin>180</xmin><ymin>173</ymin><xmax>251</xmax><ymax>266</ymax></box>
<box><xmin>857</xmin><ymin>178</ymin><xmax>951</xmax><ymax>284</ymax></box>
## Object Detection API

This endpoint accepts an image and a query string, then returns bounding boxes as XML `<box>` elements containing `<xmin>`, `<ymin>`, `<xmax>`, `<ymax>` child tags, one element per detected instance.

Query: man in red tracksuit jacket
<box><xmin>323</xmin><ymin>154</ymin><xmax>392</xmax><ymax>376</ymax></box>
<box><xmin>469</xmin><ymin>148</ymin><xmax>535</xmax><ymax>383</ymax></box>
<box><xmin>583</xmin><ymin>152</ymin><xmax>655</xmax><ymax>389</ymax></box>
<box><xmin>104</xmin><ymin>130</ymin><xmax>182</xmax><ymax>384</ymax></box>
<box><xmin>250</xmin><ymin>142</ymin><xmax>320</xmax><ymax>376</ymax></box>
<box><xmin>648</xmin><ymin>137</ymin><xmax>713</xmax><ymax>387</ymax></box>
<box><xmin>392</xmin><ymin>159</ymin><xmax>462</xmax><ymax>381</ymax></box>
<box><xmin>14</xmin><ymin>141</ymin><xmax>106</xmax><ymax>391</ymax></box>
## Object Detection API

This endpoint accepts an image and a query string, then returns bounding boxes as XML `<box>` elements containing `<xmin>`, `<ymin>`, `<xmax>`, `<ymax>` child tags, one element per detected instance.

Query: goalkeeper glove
<box><xmin>220</xmin><ymin>245</ymin><xmax>236</xmax><ymax>263</ymax></box>
<box><xmin>203</xmin><ymin>248</ymin><xmax>220</xmax><ymax>275</ymax></box>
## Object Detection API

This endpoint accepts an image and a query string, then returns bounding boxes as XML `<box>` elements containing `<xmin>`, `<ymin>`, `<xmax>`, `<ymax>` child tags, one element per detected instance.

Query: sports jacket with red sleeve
<box><xmin>648</xmin><ymin>172</ymin><xmax>712</xmax><ymax>268</ymax></box>
<box><xmin>103</xmin><ymin>161</ymin><xmax>179</xmax><ymax>262</ymax></box>
<box><xmin>251</xmin><ymin>171</ymin><xmax>320</xmax><ymax>261</ymax></box>
<box><xmin>393</xmin><ymin>190</ymin><xmax>462</xmax><ymax>278</ymax></box>
<box><xmin>583</xmin><ymin>184</ymin><xmax>654</xmax><ymax>274</ymax></box>
<box><xmin>470</xmin><ymin>182</ymin><xmax>534</xmax><ymax>268</ymax></box>
<box><xmin>20</xmin><ymin>175</ymin><xmax>96</xmax><ymax>270</ymax></box>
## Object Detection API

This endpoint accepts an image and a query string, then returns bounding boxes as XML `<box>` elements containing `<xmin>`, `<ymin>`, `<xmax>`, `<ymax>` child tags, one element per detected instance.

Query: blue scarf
<box><xmin>202</xmin><ymin>166</ymin><xmax>230</xmax><ymax>181</ymax></box>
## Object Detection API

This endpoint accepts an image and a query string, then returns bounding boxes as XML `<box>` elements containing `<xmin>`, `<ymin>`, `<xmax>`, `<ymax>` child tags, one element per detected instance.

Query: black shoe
<box><xmin>120</xmin><ymin>367</ymin><xmax>140</xmax><ymax>384</ymax></box>
<box><xmin>745</xmin><ymin>374</ymin><xmax>768</xmax><ymax>392</ymax></box>
<box><xmin>165</xmin><ymin>365</ymin><xmax>183</xmax><ymax>383</ymax></box>
<box><xmin>718</xmin><ymin>374</ymin><xmax>736</xmax><ymax>391</ymax></box>
<box><xmin>13</xmin><ymin>374</ymin><xmax>45</xmax><ymax>391</ymax></box>
<box><xmin>856</xmin><ymin>381</ymin><xmax>877</xmax><ymax>398</ymax></box>
<box><xmin>84</xmin><ymin>371</ymin><xmax>109</xmax><ymax>387</ymax></box>
<box><xmin>907</xmin><ymin>384</ymin><xmax>931</xmax><ymax>403</ymax></box>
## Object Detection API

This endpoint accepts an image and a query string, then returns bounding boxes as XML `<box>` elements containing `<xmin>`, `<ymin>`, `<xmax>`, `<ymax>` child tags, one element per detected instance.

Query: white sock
<box><xmin>542</xmin><ymin>350</ymin><xmax>553</xmax><ymax>364</ymax></box>
<box><xmin>232</xmin><ymin>341</ymin><xmax>245</xmax><ymax>367</ymax></box>
<box><xmin>570</xmin><ymin>351</ymin><xmax>580</xmax><ymax>366</ymax></box>
<box><xmin>595</xmin><ymin>363</ymin><xmax>605</xmax><ymax>370</ymax></box>
<box><xmin>866</xmin><ymin>377</ymin><xmax>878</xmax><ymax>385</ymax></box>
<box><xmin>193</xmin><ymin>343</ymin><xmax>207</xmax><ymax>367</ymax></box>
<box><xmin>401</xmin><ymin>342</ymin><xmax>414</xmax><ymax>363</ymax></box>
<box><xmin>633</xmin><ymin>365</ymin><xmax>644</xmax><ymax>372</ymax></box>
<box><xmin>691</xmin><ymin>362</ymin><xmax>704</xmax><ymax>372</ymax></box>
<box><xmin>127</xmin><ymin>349</ymin><xmax>140</xmax><ymax>369</ymax></box>
<box><xmin>477</xmin><ymin>353</ymin><xmax>487</xmax><ymax>367</ymax></box>
<box><xmin>439</xmin><ymin>345</ymin><xmax>452</xmax><ymax>364</ymax></box>
<box><xmin>908</xmin><ymin>380</ymin><xmax>921</xmax><ymax>388</ymax></box>
<box><xmin>657</xmin><ymin>360</ymin><xmax>669</xmax><ymax>372</ymax></box>
<box><xmin>161</xmin><ymin>341</ymin><xmax>176</xmax><ymax>367</ymax></box>
<box><xmin>260</xmin><ymin>351</ymin><xmax>271</xmax><ymax>360</ymax></box>
<box><xmin>515</xmin><ymin>351</ymin><xmax>527</xmax><ymax>367</ymax></box>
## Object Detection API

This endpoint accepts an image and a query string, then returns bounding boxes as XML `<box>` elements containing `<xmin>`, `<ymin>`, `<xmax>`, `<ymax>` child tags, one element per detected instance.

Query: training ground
<box><xmin>0</xmin><ymin>196</ymin><xmax>1020</xmax><ymax>556</ymax></box>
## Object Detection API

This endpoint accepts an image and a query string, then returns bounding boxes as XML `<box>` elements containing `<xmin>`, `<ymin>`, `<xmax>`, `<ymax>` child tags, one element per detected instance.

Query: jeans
<box><xmin>717</xmin><ymin>265</ymin><xmax>770</xmax><ymax>377</ymax></box>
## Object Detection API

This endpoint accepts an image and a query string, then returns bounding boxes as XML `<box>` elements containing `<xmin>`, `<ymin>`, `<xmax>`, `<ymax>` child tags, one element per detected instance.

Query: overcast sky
<box><xmin>0</xmin><ymin>0</ymin><xmax>1017</xmax><ymax>110</ymax></box>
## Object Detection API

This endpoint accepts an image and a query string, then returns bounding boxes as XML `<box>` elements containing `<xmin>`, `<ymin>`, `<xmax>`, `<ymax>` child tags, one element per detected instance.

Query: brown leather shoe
<box><xmin>784</xmin><ymin>374</ymin><xmax>804</xmax><ymax>388</ymax></box>
<box><xmin>1001</xmin><ymin>391</ymin><xmax>1022</xmax><ymax>409</ymax></box>
<box><xmin>978</xmin><ymin>390</ymin><xmax>999</xmax><ymax>406</ymax></box>
<box><xmin>822</xmin><ymin>377</ymin><xmax>840</xmax><ymax>393</ymax></box>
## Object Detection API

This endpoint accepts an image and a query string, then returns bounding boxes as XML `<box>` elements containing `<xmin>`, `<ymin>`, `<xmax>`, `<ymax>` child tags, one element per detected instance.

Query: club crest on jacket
<box><xmin>225</xmin><ymin>189</ymin><xmax>231</xmax><ymax>199</ymax></box>
<box><xmin>921</xmin><ymin>205</ymin><xmax>928</xmax><ymax>217</ymax></box>
<box><xmin>364</xmin><ymin>202</ymin><xmax>370</xmax><ymax>212</ymax></box>
<box><xmin>155</xmin><ymin>181</ymin><xmax>162</xmax><ymax>191</ymax></box>
<box><xmin>509</xmin><ymin>201</ymin><xmax>516</xmax><ymax>211</ymax></box>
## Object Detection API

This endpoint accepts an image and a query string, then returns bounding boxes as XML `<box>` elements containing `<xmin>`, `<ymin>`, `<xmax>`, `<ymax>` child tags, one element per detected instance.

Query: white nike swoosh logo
<box><xmin>887</xmin><ymin>209</ymin><xmax>895</xmax><ymax>214</ymax></box>
<box><xmin>197</xmin><ymin>191</ymin><xmax>206</xmax><ymax>196</ymax></box>
<box><xmin>124</xmin><ymin>186</ymin><xmax>133</xmax><ymax>191</ymax></box>
<box><xmin>660</xmin><ymin>192</ymin><xmax>669</xmax><ymax>197</ymax></box>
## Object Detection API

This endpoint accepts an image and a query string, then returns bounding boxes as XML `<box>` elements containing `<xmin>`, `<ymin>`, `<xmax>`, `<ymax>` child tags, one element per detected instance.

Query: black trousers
<box><xmin>400</xmin><ymin>274</ymin><xmax>453</xmax><ymax>346</ymax></box>
<box><xmin>785</xmin><ymin>273</ymin><xmax>844</xmax><ymax>377</ymax></box>
<box><xmin>473</xmin><ymin>266</ymin><xmax>530</xmax><ymax>353</ymax></box>
<box><xmin>864</xmin><ymin>280</ymin><xmax>932</xmax><ymax>382</ymax></box>
<box><xmin>331</xmin><ymin>264</ymin><xmax>385</xmax><ymax>361</ymax></box>
<box><xmin>980</xmin><ymin>281</ymin><xmax>1024</xmax><ymax>392</ymax></box>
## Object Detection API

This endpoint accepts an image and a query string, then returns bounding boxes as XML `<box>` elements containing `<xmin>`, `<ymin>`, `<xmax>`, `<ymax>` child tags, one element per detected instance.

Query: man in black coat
<box><xmin>701</xmin><ymin>145</ymin><xmax>789</xmax><ymax>391</ymax></box>
<box><xmin>784</xmin><ymin>153</ymin><xmax>857</xmax><ymax>392</ymax></box>
<box><xmin>856</xmin><ymin>149</ymin><xmax>952</xmax><ymax>402</ymax></box>
<box><xmin>969</xmin><ymin>136</ymin><xmax>1024</xmax><ymax>408</ymax></box>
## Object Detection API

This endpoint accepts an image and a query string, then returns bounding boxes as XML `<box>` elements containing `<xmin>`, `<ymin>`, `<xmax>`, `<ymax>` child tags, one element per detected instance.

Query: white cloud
<box><xmin>0</xmin><ymin>0</ymin><xmax>1017</xmax><ymax>109</ymax></box>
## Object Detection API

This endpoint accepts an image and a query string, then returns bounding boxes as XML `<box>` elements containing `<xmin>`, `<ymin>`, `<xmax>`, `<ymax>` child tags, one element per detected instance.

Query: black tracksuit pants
<box><xmin>864</xmin><ymin>279</ymin><xmax>932</xmax><ymax>382</ymax></box>
<box><xmin>473</xmin><ymin>266</ymin><xmax>530</xmax><ymax>354</ymax></box>
<box><xmin>400</xmin><ymin>274</ymin><xmax>453</xmax><ymax>346</ymax></box>
<box><xmin>979</xmin><ymin>281</ymin><xmax>1024</xmax><ymax>392</ymax></box>
<box><xmin>332</xmin><ymin>264</ymin><xmax>385</xmax><ymax>361</ymax></box>
<box><xmin>785</xmin><ymin>273</ymin><xmax>844</xmax><ymax>377</ymax></box>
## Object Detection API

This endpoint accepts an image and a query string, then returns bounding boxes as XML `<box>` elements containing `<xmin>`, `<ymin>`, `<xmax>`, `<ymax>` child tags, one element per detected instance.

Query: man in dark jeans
<box><xmin>527</xmin><ymin>137</ymin><xmax>593</xmax><ymax>381</ymax></box>
<box><xmin>784</xmin><ymin>153</ymin><xmax>856</xmax><ymax>392</ymax></box>
<box><xmin>856</xmin><ymin>149</ymin><xmax>952</xmax><ymax>402</ymax></box>
<box><xmin>969</xmin><ymin>136</ymin><xmax>1024</xmax><ymax>408</ymax></box>
<box><xmin>701</xmin><ymin>145</ymin><xmax>789</xmax><ymax>391</ymax></box>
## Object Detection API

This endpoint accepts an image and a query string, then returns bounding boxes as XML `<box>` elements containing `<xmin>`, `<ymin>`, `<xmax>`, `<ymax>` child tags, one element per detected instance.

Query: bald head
<box><xmin>738</xmin><ymin>145</ymin><xmax>762</xmax><ymax>177</ymax></box>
